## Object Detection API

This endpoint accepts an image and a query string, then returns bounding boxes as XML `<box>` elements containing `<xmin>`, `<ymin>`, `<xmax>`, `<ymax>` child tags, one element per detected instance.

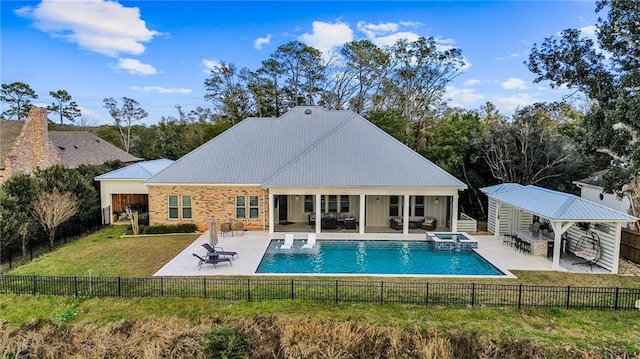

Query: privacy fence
<box><xmin>1</xmin><ymin>275</ymin><xmax>639</xmax><ymax>311</ymax></box>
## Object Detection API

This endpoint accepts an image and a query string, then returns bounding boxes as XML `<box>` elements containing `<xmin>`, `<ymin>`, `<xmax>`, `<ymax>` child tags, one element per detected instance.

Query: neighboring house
<box><xmin>145</xmin><ymin>106</ymin><xmax>468</xmax><ymax>234</ymax></box>
<box><xmin>0</xmin><ymin>107</ymin><xmax>141</xmax><ymax>185</ymax></box>
<box><xmin>573</xmin><ymin>171</ymin><xmax>631</xmax><ymax>215</ymax></box>
<box><xmin>95</xmin><ymin>159</ymin><xmax>175</xmax><ymax>223</ymax></box>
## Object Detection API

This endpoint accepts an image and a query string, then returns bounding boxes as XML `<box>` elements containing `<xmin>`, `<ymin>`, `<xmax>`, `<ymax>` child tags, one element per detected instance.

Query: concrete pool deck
<box><xmin>153</xmin><ymin>231</ymin><xmax>608</xmax><ymax>277</ymax></box>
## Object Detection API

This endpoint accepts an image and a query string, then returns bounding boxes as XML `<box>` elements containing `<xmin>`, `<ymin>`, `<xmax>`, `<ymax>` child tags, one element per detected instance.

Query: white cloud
<box><xmin>493</xmin><ymin>93</ymin><xmax>539</xmax><ymax>112</ymax></box>
<box><xmin>15</xmin><ymin>0</ymin><xmax>160</xmax><ymax>57</ymax></box>
<box><xmin>111</xmin><ymin>58</ymin><xmax>157</xmax><ymax>76</ymax></box>
<box><xmin>497</xmin><ymin>53</ymin><xmax>522</xmax><ymax>60</ymax></box>
<box><xmin>370</xmin><ymin>31</ymin><xmax>420</xmax><ymax>47</ymax></box>
<box><xmin>464</xmin><ymin>79</ymin><xmax>480</xmax><ymax>86</ymax></box>
<box><xmin>446</xmin><ymin>86</ymin><xmax>485</xmax><ymax>107</ymax></box>
<box><xmin>201</xmin><ymin>59</ymin><xmax>221</xmax><ymax>74</ymax></box>
<box><xmin>131</xmin><ymin>86</ymin><xmax>192</xmax><ymax>94</ymax></box>
<box><xmin>356</xmin><ymin>21</ymin><xmax>399</xmax><ymax>38</ymax></box>
<box><xmin>502</xmin><ymin>77</ymin><xmax>529</xmax><ymax>90</ymax></box>
<box><xmin>460</xmin><ymin>56</ymin><xmax>472</xmax><ymax>72</ymax></box>
<box><xmin>254</xmin><ymin>34</ymin><xmax>271</xmax><ymax>49</ymax></box>
<box><xmin>299</xmin><ymin>21</ymin><xmax>353</xmax><ymax>57</ymax></box>
<box><xmin>399</xmin><ymin>20</ymin><xmax>422</xmax><ymax>27</ymax></box>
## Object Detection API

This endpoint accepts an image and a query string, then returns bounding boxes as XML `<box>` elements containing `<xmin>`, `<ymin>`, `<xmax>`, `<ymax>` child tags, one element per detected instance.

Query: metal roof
<box><xmin>95</xmin><ymin>159</ymin><xmax>174</xmax><ymax>180</ymax></box>
<box><xmin>147</xmin><ymin>106</ymin><xmax>466</xmax><ymax>190</ymax></box>
<box><xmin>481</xmin><ymin>183</ymin><xmax>638</xmax><ymax>222</ymax></box>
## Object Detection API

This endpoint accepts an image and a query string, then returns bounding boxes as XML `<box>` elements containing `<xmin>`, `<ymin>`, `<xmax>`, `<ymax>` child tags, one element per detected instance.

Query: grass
<box><xmin>1</xmin><ymin>295</ymin><xmax>639</xmax><ymax>356</ymax></box>
<box><xmin>6</xmin><ymin>226</ymin><xmax>199</xmax><ymax>277</ymax></box>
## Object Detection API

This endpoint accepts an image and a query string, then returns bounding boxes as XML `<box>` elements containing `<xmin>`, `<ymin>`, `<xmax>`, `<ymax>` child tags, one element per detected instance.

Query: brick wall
<box><xmin>1</xmin><ymin>107</ymin><xmax>60</xmax><ymax>184</ymax></box>
<box><xmin>148</xmin><ymin>185</ymin><xmax>270</xmax><ymax>231</ymax></box>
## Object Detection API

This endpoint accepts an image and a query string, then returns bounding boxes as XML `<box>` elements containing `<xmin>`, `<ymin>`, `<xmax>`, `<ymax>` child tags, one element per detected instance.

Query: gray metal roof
<box><xmin>95</xmin><ymin>159</ymin><xmax>174</xmax><ymax>180</ymax></box>
<box><xmin>147</xmin><ymin>106</ymin><xmax>467</xmax><ymax>189</ymax></box>
<box><xmin>481</xmin><ymin>183</ymin><xmax>638</xmax><ymax>222</ymax></box>
<box><xmin>49</xmin><ymin>131</ymin><xmax>142</xmax><ymax>167</ymax></box>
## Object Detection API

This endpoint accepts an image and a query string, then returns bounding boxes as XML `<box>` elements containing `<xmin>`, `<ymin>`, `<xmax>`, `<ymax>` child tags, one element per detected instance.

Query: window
<box><xmin>328</xmin><ymin>195</ymin><xmax>338</xmax><ymax>212</ymax></box>
<box><xmin>414</xmin><ymin>196</ymin><xmax>424</xmax><ymax>217</ymax></box>
<box><xmin>321</xmin><ymin>195</ymin><xmax>326</xmax><ymax>212</ymax></box>
<box><xmin>236</xmin><ymin>196</ymin><xmax>246</xmax><ymax>219</ymax></box>
<box><xmin>182</xmin><ymin>195</ymin><xmax>192</xmax><ymax>219</ymax></box>
<box><xmin>249</xmin><ymin>195</ymin><xmax>259</xmax><ymax>219</ymax></box>
<box><xmin>168</xmin><ymin>195</ymin><xmax>179</xmax><ymax>219</ymax></box>
<box><xmin>304</xmin><ymin>195</ymin><xmax>314</xmax><ymax>212</ymax></box>
<box><xmin>389</xmin><ymin>196</ymin><xmax>399</xmax><ymax>217</ymax></box>
<box><xmin>340</xmin><ymin>195</ymin><xmax>350</xmax><ymax>213</ymax></box>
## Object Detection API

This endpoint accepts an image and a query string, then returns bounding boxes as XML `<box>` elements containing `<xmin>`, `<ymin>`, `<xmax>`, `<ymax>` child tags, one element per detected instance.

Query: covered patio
<box><xmin>481</xmin><ymin>184</ymin><xmax>639</xmax><ymax>273</ymax></box>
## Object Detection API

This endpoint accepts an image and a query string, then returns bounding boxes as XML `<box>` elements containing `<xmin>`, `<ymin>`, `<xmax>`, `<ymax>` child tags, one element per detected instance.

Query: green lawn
<box><xmin>6</xmin><ymin>226</ymin><xmax>199</xmax><ymax>277</ymax></box>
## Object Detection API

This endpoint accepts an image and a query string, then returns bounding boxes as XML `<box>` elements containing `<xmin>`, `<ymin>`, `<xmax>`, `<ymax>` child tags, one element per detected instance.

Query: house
<box><xmin>0</xmin><ymin>107</ymin><xmax>141</xmax><ymax>185</ymax></box>
<box><xmin>481</xmin><ymin>183</ymin><xmax>638</xmax><ymax>273</ymax></box>
<box><xmin>95</xmin><ymin>159</ymin><xmax>175</xmax><ymax>223</ymax></box>
<box><xmin>145</xmin><ymin>106</ymin><xmax>467</xmax><ymax>234</ymax></box>
<box><xmin>573</xmin><ymin>171</ymin><xmax>631</xmax><ymax>214</ymax></box>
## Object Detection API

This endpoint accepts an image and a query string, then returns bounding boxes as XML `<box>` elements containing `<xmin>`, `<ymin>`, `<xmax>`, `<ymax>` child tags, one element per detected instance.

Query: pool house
<box><xmin>481</xmin><ymin>183</ymin><xmax>639</xmax><ymax>273</ymax></box>
<box><xmin>145</xmin><ymin>107</ymin><xmax>469</xmax><ymax>234</ymax></box>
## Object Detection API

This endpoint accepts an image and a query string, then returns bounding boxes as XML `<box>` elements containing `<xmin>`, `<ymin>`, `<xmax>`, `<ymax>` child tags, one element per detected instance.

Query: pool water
<box><xmin>256</xmin><ymin>240</ymin><xmax>504</xmax><ymax>275</ymax></box>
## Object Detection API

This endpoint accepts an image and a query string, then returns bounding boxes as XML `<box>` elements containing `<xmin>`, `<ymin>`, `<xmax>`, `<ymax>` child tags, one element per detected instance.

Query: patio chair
<box><xmin>281</xmin><ymin>233</ymin><xmax>294</xmax><ymax>249</ymax></box>
<box><xmin>572</xmin><ymin>232</ymin><xmax>601</xmax><ymax>270</ymax></box>
<box><xmin>233</xmin><ymin>221</ymin><xmax>244</xmax><ymax>236</ymax></box>
<box><xmin>420</xmin><ymin>217</ymin><xmax>437</xmax><ymax>230</ymax></box>
<box><xmin>302</xmin><ymin>233</ymin><xmax>316</xmax><ymax>249</ymax></box>
<box><xmin>220</xmin><ymin>222</ymin><xmax>232</xmax><ymax>236</ymax></box>
<box><xmin>192</xmin><ymin>253</ymin><xmax>232</xmax><ymax>270</ymax></box>
<box><xmin>201</xmin><ymin>243</ymin><xmax>238</xmax><ymax>259</ymax></box>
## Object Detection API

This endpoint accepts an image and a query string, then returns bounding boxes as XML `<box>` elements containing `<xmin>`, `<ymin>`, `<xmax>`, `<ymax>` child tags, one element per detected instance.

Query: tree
<box><xmin>378</xmin><ymin>37</ymin><xmax>465</xmax><ymax>151</ymax></box>
<box><xmin>204</xmin><ymin>62</ymin><xmax>252</xmax><ymax>125</ymax></box>
<box><xmin>103</xmin><ymin>97</ymin><xmax>148</xmax><ymax>153</ymax></box>
<box><xmin>33</xmin><ymin>189</ymin><xmax>78</xmax><ymax>250</ymax></box>
<box><xmin>1</xmin><ymin>82</ymin><xmax>38</xmax><ymax>120</ymax></box>
<box><xmin>526</xmin><ymin>0</ymin><xmax>640</xmax><ymax>224</ymax></box>
<box><xmin>340</xmin><ymin>39</ymin><xmax>391</xmax><ymax>113</ymax></box>
<box><xmin>479</xmin><ymin>103</ymin><xmax>583</xmax><ymax>188</ymax></box>
<box><xmin>48</xmin><ymin>90</ymin><xmax>81</xmax><ymax>125</ymax></box>
<box><xmin>0</xmin><ymin>173</ymin><xmax>39</xmax><ymax>265</ymax></box>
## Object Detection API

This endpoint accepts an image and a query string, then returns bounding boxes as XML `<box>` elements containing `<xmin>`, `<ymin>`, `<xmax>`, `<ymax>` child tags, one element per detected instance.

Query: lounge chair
<box><xmin>201</xmin><ymin>243</ymin><xmax>238</xmax><ymax>259</ymax></box>
<box><xmin>302</xmin><ymin>233</ymin><xmax>316</xmax><ymax>249</ymax></box>
<box><xmin>281</xmin><ymin>233</ymin><xmax>294</xmax><ymax>249</ymax></box>
<box><xmin>192</xmin><ymin>253</ymin><xmax>232</xmax><ymax>270</ymax></box>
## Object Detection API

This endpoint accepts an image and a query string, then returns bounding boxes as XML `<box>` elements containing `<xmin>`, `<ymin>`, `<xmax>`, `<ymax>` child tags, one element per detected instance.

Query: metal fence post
<box><xmin>425</xmin><ymin>282</ymin><xmax>429</xmax><ymax>306</ymax></box>
<box><xmin>74</xmin><ymin>276</ymin><xmax>78</xmax><ymax>297</ymax></box>
<box><xmin>471</xmin><ymin>283</ymin><xmax>475</xmax><ymax>307</ymax></box>
<box><xmin>247</xmin><ymin>279</ymin><xmax>251</xmax><ymax>301</ymax></box>
<box><xmin>518</xmin><ymin>284</ymin><xmax>523</xmax><ymax>309</ymax></box>
<box><xmin>291</xmin><ymin>279</ymin><xmax>294</xmax><ymax>300</ymax></box>
<box><xmin>380</xmin><ymin>281</ymin><xmax>384</xmax><ymax>304</ymax></box>
<box><xmin>203</xmin><ymin>278</ymin><xmax>207</xmax><ymax>299</ymax></box>
<box><xmin>566</xmin><ymin>286</ymin><xmax>571</xmax><ymax>309</ymax></box>
<box><xmin>118</xmin><ymin>277</ymin><xmax>122</xmax><ymax>297</ymax></box>
<box><xmin>32</xmin><ymin>275</ymin><xmax>37</xmax><ymax>295</ymax></box>
<box><xmin>335</xmin><ymin>280</ymin><xmax>338</xmax><ymax>303</ymax></box>
<box><xmin>614</xmin><ymin>287</ymin><xmax>619</xmax><ymax>310</ymax></box>
<box><xmin>160</xmin><ymin>277</ymin><xmax>164</xmax><ymax>297</ymax></box>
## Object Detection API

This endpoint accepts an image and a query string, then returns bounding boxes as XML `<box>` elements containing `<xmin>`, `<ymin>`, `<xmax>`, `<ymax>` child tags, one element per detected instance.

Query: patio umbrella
<box><xmin>209</xmin><ymin>217</ymin><xmax>219</xmax><ymax>247</ymax></box>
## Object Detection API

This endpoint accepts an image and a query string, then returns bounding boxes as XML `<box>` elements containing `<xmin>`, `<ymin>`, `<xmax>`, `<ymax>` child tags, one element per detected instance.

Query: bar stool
<box><xmin>522</xmin><ymin>241</ymin><xmax>531</xmax><ymax>255</ymax></box>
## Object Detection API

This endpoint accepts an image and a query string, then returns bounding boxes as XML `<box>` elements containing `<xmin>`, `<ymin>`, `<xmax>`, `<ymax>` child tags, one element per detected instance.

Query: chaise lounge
<box><xmin>192</xmin><ymin>253</ymin><xmax>232</xmax><ymax>270</ymax></box>
<box><xmin>201</xmin><ymin>243</ymin><xmax>238</xmax><ymax>259</ymax></box>
<box><xmin>390</xmin><ymin>216</ymin><xmax>437</xmax><ymax>230</ymax></box>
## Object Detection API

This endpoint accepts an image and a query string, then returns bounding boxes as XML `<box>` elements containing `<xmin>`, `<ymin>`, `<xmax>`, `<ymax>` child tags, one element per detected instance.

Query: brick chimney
<box><xmin>4</xmin><ymin>107</ymin><xmax>60</xmax><ymax>177</ymax></box>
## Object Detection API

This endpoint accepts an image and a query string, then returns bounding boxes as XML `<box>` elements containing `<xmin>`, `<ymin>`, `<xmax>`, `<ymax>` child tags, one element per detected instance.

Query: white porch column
<box><xmin>612</xmin><ymin>222</ymin><xmax>622</xmax><ymax>274</ymax></box>
<box><xmin>268</xmin><ymin>192</ymin><xmax>274</xmax><ymax>234</ymax></box>
<box><xmin>451</xmin><ymin>193</ymin><xmax>459</xmax><ymax>232</ymax></box>
<box><xmin>403</xmin><ymin>194</ymin><xmax>410</xmax><ymax>235</ymax></box>
<box><xmin>359</xmin><ymin>194</ymin><xmax>365</xmax><ymax>234</ymax></box>
<box><xmin>495</xmin><ymin>202</ymin><xmax>501</xmax><ymax>236</ymax></box>
<box><xmin>551</xmin><ymin>221</ymin><xmax>574</xmax><ymax>270</ymax></box>
<box><xmin>315</xmin><ymin>194</ymin><xmax>322</xmax><ymax>234</ymax></box>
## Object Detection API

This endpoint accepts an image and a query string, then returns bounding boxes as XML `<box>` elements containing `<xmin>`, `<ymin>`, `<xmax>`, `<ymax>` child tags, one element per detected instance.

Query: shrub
<box><xmin>138</xmin><ymin>212</ymin><xmax>150</xmax><ymax>226</ymax></box>
<box><xmin>203</xmin><ymin>324</ymin><xmax>253</xmax><ymax>359</ymax></box>
<box><xmin>140</xmin><ymin>224</ymin><xmax>198</xmax><ymax>234</ymax></box>
<box><xmin>55</xmin><ymin>306</ymin><xmax>78</xmax><ymax>323</ymax></box>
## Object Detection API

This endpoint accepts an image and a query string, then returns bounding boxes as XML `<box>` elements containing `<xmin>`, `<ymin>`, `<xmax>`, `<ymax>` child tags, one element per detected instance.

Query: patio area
<box><xmin>153</xmin><ymin>231</ymin><xmax>611</xmax><ymax>277</ymax></box>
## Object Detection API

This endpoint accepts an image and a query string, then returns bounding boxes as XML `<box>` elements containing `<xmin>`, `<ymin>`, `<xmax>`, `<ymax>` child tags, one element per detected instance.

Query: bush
<box><xmin>138</xmin><ymin>223</ymin><xmax>198</xmax><ymax>234</ymax></box>
<box><xmin>203</xmin><ymin>324</ymin><xmax>253</xmax><ymax>359</ymax></box>
<box><xmin>138</xmin><ymin>212</ymin><xmax>150</xmax><ymax>226</ymax></box>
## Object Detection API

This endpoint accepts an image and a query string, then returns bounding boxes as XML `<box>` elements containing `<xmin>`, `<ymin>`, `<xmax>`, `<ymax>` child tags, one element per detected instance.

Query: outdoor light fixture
<box><xmin>434</xmin><ymin>197</ymin><xmax>439</xmax><ymax>204</ymax></box>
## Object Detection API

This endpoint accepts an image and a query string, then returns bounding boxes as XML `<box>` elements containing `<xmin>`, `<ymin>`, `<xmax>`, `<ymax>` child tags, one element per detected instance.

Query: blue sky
<box><xmin>1</xmin><ymin>1</ymin><xmax>599</xmax><ymax>125</ymax></box>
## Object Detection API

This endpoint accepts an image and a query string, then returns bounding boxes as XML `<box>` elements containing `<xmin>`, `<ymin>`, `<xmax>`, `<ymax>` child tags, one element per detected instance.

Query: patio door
<box><xmin>277</xmin><ymin>195</ymin><xmax>288</xmax><ymax>223</ymax></box>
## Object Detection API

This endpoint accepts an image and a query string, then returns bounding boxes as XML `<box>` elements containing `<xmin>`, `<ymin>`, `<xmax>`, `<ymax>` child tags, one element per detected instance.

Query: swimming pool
<box><xmin>256</xmin><ymin>240</ymin><xmax>505</xmax><ymax>276</ymax></box>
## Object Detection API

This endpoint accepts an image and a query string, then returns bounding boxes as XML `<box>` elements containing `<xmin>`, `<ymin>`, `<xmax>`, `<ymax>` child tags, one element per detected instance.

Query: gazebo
<box><xmin>481</xmin><ymin>184</ymin><xmax>638</xmax><ymax>273</ymax></box>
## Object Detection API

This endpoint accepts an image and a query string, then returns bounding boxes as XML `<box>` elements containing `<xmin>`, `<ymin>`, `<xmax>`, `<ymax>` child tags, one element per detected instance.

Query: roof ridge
<box><xmin>262</xmin><ymin>113</ymin><xmax>357</xmax><ymax>185</ymax></box>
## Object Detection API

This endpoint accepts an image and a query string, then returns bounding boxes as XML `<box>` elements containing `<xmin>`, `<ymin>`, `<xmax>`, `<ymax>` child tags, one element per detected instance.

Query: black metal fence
<box><xmin>1</xmin><ymin>275</ymin><xmax>639</xmax><ymax>311</ymax></box>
